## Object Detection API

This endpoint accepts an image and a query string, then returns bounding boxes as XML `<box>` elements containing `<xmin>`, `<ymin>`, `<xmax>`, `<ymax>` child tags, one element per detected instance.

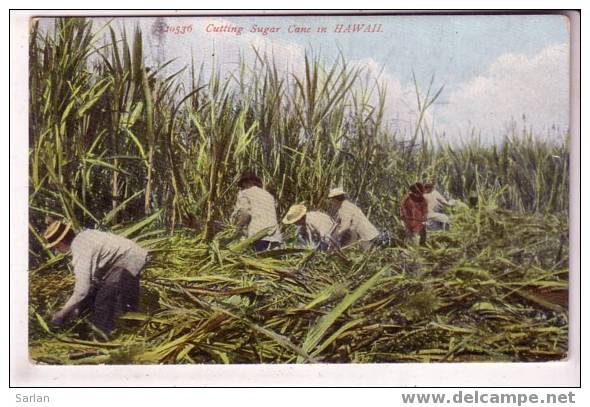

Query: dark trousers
<box><xmin>370</xmin><ymin>230</ymin><xmax>391</xmax><ymax>247</ymax></box>
<box><xmin>405</xmin><ymin>228</ymin><xmax>427</xmax><ymax>246</ymax></box>
<box><xmin>253</xmin><ymin>240</ymin><xmax>281</xmax><ymax>252</ymax></box>
<box><xmin>83</xmin><ymin>267</ymin><xmax>140</xmax><ymax>333</ymax></box>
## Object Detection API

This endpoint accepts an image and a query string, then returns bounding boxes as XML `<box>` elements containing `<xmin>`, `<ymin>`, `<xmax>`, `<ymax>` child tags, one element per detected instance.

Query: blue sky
<box><xmin>40</xmin><ymin>14</ymin><xmax>570</xmax><ymax>144</ymax></box>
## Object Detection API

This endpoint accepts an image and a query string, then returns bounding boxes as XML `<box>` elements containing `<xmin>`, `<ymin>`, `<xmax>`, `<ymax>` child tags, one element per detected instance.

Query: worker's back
<box><xmin>235</xmin><ymin>186</ymin><xmax>282</xmax><ymax>242</ymax></box>
<box><xmin>305</xmin><ymin>211</ymin><xmax>335</xmax><ymax>240</ymax></box>
<box><xmin>71</xmin><ymin>229</ymin><xmax>148</xmax><ymax>278</ymax></box>
<box><xmin>335</xmin><ymin>200</ymin><xmax>379</xmax><ymax>243</ymax></box>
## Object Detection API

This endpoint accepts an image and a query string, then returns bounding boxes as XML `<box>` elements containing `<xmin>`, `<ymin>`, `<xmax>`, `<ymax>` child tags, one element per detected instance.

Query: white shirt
<box><xmin>333</xmin><ymin>200</ymin><xmax>379</xmax><ymax>245</ymax></box>
<box><xmin>232</xmin><ymin>186</ymin><xmax>282</xmax><ymax>242</ymax></box>
<box><xmin>298</xmin><ymin>211</ymin><xmax>336</xmax><ymax>246</ymax></box>
<box><xmin>63</xmin><ymin>230</ymin><xmax>148</xmax><ymax>310</ymax></box>
<box><xmin>424</xmin><ymin>189</ymin><xmax>449</xmax><ymax>214</ymax></box>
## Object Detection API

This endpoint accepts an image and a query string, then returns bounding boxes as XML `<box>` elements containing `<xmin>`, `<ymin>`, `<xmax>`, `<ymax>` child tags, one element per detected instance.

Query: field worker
<box><xmin>231</xmin><ymin>171</ymin><xmax>283</xmax><ymax>252</ymax></box>
<box><xmin>400</xmin><ymin>183</ymin><xmax>428</xmax><ymax>245</ymax></box>
<box><xmin>43</xmin><ymin>220</ymin><xmax>148</xmax><ymax>334</ymax></box>
<box><xmin>282</xmin><ymin>204</ymin><xmax>335</xmax><ymax>251</ymax></box>
<box><xmin>328</xmin><ymin>187</ymin><xmax>380</xmax><ymax>250</ymax></box>
<box><xmin>423</xmin><ymin>183</ymin><xmax>453</xmax><ymax>229</ymax></box>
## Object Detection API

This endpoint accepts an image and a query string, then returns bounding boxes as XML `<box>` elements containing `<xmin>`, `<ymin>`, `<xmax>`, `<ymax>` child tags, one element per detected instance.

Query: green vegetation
<box><xmin>28</xmin><ymin>18</ymin><xmax>569</xmax><ymax>364</ymax></box>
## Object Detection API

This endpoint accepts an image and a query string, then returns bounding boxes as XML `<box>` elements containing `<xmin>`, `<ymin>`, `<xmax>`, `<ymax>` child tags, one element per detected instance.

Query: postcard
<box><xmin>11</xmin><ymin>10</ymin><xmax>580</xmax><ymax>387</ymax></box>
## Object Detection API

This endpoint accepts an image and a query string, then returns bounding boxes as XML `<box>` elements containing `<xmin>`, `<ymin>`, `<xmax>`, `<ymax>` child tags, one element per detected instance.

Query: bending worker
<box><xmin>43</xmin><ymin>219</ymin><xmax>148</xmax><ymax>334</ymax></box>
<box><xmin>282</xmin><ymin>203</ymin><xmax>335</xmax><ymax>250</ymax></box>
<box><xmin>327</xmin><ymin>187</ymin><xmax>379</xmax><ymax>250</ymax></box>
<box><xmin>231</xmin><ymin>171</ymin><xmax>283</xmax><ymax>252</ymax></box>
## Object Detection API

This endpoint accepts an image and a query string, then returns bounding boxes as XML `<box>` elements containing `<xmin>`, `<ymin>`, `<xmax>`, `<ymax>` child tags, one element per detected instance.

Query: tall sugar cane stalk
<box><xmin>142</xmin><ymin>65</ymin><xmax>155</xmax><ymax>215</ymax></box>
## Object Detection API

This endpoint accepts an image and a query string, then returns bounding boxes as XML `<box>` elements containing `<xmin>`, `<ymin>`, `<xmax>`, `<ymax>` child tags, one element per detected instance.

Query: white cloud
<box><xmin>347</xmin><ymin>57</ymin><xmax>428</xmax><ymax>138</ymax></box>
<box><xmin>331</xmin><ymin>45</ymin><xmax>570</xmax><ymax>145</ymax></box>
<box><xmin>433</xmin><ymin>43</ymin><xmax>569</xmax><ymax>143</ymax></box>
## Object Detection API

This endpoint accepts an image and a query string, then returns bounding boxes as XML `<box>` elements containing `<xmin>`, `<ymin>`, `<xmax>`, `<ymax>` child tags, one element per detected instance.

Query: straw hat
<box><xmin>43</xmin><ymin>220</ymin><xmax>72</xmax><ymax>249</ymax></box>
<box><xmin>282</xmin><ymin>204</ymin><xmax>307</xmax><ymax>225</ymax></box>
<box><xmin>328</xmin><ymin>187</ymin><xmax>346</xmax><ymax>199</ymax></box>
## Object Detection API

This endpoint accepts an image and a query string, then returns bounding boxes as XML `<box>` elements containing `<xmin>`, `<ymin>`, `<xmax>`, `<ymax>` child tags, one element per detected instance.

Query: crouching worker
<box><xmin>328</xmin><ymin>188</ymin><xmax>380</xmax><ymax>250</ymax></box>
<box><xmin>282</xmin><ymin>204</ymin><xmax>335</xmax><ymax>251</ymax></box>
<box><xmin>43</xmin><ymin>220</ymin><xmax>148</xmax><ymax>334</ymax></box>
<box><xmin>400</xmin><ymin>183</ymin><xmax>428</xmax><ymax>245</ymax></box>
<box><xmin>231</xmin><ymin>171</ymin><xmax>283</xmax><ymax>252</ymax></box>
<box><xmin>423</xmin><ymin>182</ymin><xmax>453</xmax><ymax>230</ymax></box>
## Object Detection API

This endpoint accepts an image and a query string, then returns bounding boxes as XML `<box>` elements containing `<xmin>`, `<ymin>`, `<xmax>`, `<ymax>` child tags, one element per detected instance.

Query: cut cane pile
<box><xmin>29</xmin><ymin>203</ymin><xmax>569</xmax><ymax>364</ymax></box>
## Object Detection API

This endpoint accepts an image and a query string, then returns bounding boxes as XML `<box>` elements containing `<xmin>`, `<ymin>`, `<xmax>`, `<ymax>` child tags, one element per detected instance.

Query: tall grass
<box><xmin>29</xmin><ymin>19</ymin><xmax>569</xmax><ymax>261</ymax></box>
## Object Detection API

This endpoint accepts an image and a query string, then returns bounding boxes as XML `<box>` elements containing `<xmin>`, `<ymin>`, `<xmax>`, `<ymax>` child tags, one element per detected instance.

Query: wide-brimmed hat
<box><xmin>328</xmin><ymin>187</ymin><xmax>346</xmax><ymax>199</ymax></box>
<box><xmin>283</xmin><ymin>204</ymin><xmax>307</xmax><ymax>224</ymax></box>
<box><xmin>43</xmin><ymin>220</ymin><xmax>72</xmax><ymax>249</ymax></box>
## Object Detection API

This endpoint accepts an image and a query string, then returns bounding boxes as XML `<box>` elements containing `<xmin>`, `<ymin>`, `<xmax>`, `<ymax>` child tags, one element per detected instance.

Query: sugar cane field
<box><xmin>27</xmin><ymin>18</ymin><xmax>570</xmax><ymax>364</ymax></box>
